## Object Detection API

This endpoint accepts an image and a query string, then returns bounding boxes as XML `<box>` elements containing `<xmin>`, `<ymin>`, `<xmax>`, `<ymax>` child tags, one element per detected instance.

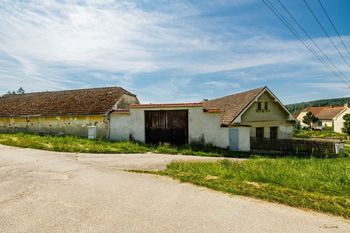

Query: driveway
<box><xmin>0</xmin><ymin>145</ymin><xmax>349</xmax><ymax>233</ymax></box>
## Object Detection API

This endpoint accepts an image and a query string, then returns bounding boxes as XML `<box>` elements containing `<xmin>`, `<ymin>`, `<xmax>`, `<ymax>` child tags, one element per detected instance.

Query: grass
<box><xmin>148</xmin><ymin>158</ymin><xmax>350</xmax><ymax>219</ymax></box>
<box><xmin>0</xmin><ymin>132</ymin><xmax>240</xmax><ymax>157</ymax></box>
<box><xmin>294</xmin><ymin>129</ymin><xmax>346</xmax><ymax>139</ymax></box>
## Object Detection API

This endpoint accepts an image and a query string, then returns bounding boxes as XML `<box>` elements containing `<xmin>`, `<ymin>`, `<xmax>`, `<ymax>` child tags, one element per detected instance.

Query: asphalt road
<box><xmin>0</xmin><ymin>145</ymin><xmax>349</xmax><ymax>233</ymax></box>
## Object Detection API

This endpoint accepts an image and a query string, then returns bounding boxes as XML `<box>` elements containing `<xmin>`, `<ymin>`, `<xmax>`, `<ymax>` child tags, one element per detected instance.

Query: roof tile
<box><xmin>0</xmin><ymin>87</ymin><xmax>135</xmax><ymax>117</ymax></box>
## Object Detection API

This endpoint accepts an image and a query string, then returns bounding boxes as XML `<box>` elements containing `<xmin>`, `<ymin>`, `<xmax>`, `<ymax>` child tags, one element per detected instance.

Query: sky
<box><xmin>0</xmin><ymin>0</ymin><xmax>350</xmax><ymax>104</ymax></box>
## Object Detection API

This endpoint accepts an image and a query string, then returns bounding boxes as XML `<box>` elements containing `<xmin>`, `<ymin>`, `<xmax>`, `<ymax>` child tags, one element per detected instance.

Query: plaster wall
<box><xmin>334</xmin><ymin>108</ymin><xmax>350</xmax><ymax>133</ymax></box>
<box><xmin>241</xmin><ymin>92</ymin><xmax>294</xmax><ymax>139</ymax></box>
<box><xmin>0</xmin><ymin>115</ymin><xmax>107</xmax><ymax>138</ymax></box>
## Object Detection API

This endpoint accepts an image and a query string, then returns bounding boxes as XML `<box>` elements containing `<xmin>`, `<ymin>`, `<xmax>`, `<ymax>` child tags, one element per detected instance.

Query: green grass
<box><xmin>150</xmin><ymin>158</ymin><xmax>350</xmax><ymax>219</ymax></box>
<box><xmin>0</xmin><ymin>132</ymin><xmax>239</xmax><ymax>157</ymax></box>
<box><xmin>294</xmin><ymin>129</ymin><xmax>346</xmax><ymax>139</ymax></box>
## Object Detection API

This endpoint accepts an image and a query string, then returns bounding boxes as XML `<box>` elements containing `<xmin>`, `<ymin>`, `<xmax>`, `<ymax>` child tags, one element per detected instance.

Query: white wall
<box><xmin>109</xmin><ymin>108</ymin><xmax>145</xmax><ymax>142</ymax></box>
<box><xmin>237</xmin><ymin>127</ymin><xmax>250</xmax><ymax>151</ymax></box>
<box><xmin>188</xmin><ymin>107</ymin><xmax>229</xmax><ymax>148</ymax></box>
<box><xmin>109</xmin><ymin>106</ymin><xmax>230</xmax><ymax>148</ymax></box>
<box><xmin>334</xmin><ymin>108</ymin><xmax>350</xmax><ymax>133</ymax></box>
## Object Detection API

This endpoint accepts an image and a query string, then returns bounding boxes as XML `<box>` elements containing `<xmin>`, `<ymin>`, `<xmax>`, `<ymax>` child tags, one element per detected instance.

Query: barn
<box><xmin>109</xmin><ymin>87</ymin><xmax>296</xmax><ymax>151</ymax></box>
<box><xmin>0</xmin><ymin>87</ymin><xmax>139</xmax><ymax>137</ymax></box>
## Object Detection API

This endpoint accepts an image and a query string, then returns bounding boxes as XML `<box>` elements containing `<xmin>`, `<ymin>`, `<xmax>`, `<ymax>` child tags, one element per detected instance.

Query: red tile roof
<box><xmin>301</xmin><ymin>106</ymin><xmax>346</xmax><ymax>120</ymax></box>
<box><xmin>203</xmin><ymin>87</ymin><xmax>265</xmax><ymax>126</ymax></box>
<box><xmin>0</xmin><ymin>87</ymin><xmax>136</xmax><ymax>117</ymax></box>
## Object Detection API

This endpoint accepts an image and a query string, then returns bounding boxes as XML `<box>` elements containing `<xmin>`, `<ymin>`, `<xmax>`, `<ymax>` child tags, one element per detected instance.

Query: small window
<box><xmin>258</xmin><ymin>102</ymin><xmax>262</xmax><ymax>110</ymax></box>
<box><xmin>318</xmin><ymin>121</ymin><xmax>322</xmax><ymax>127</ymax></box>
<box><xmin>265</xmin><ymin>102</ymin><xmax>269</xmax><ymax>110</ymax></box>
<box><xmin>270</xmin><ymin>127</ymin><xmax>278</xmax><ymax>140</ymax></box>
<box><xmin>256</xmin><ymin>127</ymin><xmax>264</xmax><ymax>139</ymax></box>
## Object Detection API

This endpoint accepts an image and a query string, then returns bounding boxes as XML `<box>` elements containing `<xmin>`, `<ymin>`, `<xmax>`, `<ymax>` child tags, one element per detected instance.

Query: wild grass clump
<box><xmin>155</xmin><ymin>158</ymin><xmax>350</xmax><ymax>218</ymax></box>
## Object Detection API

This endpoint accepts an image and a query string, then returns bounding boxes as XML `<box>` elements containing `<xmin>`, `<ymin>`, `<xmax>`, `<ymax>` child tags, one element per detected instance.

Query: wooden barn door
<box><xmin>145</xmin><ymin>110</ymin><xmax>188</xmax><ymax>145</ymax></box>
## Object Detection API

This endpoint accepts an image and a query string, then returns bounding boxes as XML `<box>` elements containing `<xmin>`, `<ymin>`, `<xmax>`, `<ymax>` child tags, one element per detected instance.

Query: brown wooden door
<box><xmin>145</xmin><ymin>110</ymin><xmax>188</xmax><ymax>145</ymax></box>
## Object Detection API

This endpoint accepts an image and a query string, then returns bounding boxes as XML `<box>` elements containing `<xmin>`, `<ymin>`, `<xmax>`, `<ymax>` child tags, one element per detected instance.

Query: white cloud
<box><xmin>0</xmin><ymin>0</ymin><xmax>349</xmax><ymax>102</ymax></box>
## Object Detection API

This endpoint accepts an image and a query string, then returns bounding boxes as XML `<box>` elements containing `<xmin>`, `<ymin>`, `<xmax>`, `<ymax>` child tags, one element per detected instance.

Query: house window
<box><xmin>258</xmin><ymin>102</ymin><xmax>262</xmax><ymax>110</ymax></box>
<box><xmin>318</xmin><ymin>121</ymin><xmax>322</xmax><ymax>127</ymax></box>
<box><xmin>265</xmin><ymin>102</ymin><xmax>269</xmax><ymax>110</ymax></box>
<box><xmin>256</xmin><ymin>127</ymin><xmax>264</xmax><ymax>139</ymax></box>
<box><xmin>270</xmin><ymin>127</ymin><xmax>278</xmax><ymax>140</ymax></box>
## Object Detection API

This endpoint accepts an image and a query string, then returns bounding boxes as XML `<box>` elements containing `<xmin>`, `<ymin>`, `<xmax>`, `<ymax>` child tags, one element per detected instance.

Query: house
<box><xmin>295</xmin><ymin>105</ymin><xmax>350</xmax><ymax>133</ymax></box>
<box><xmin>0</xmin><ymin>86</ymin><xmax>295</xmax><ymax>151</ymax></box>
<box><xmin>109</xmin><ymin>86</ymin><xmax>296</xmax><ymax>151</ymax></box>
<box><xmin>0</xmin><ymin>87</ymin><xmax>139</xmax><ymax>137</ymax></box>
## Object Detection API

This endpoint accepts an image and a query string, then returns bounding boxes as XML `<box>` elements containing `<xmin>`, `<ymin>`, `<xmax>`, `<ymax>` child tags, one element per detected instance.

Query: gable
<box><xmin>241</xmin><ymin>91</ymin><xmax>289</xmax><ymax>122</ymax></box>
<box><xmin>203</xmin><ymin>87</ymin><xmax>264</xmax><ymax>126</ymax></box>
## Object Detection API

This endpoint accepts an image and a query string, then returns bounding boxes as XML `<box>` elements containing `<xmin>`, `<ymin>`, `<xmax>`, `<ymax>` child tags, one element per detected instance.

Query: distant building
<box><xmin>295</xmin><ymin>104</ymin><xmax>350</xmax><ymax>133</ymax></box>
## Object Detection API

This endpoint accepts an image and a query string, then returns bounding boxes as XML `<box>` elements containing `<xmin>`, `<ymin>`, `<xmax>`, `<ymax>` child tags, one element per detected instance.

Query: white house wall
<box><xmin>334</xmin><ymin>108</ymin><xmax>350</xmax><ymax>133</ymax></box>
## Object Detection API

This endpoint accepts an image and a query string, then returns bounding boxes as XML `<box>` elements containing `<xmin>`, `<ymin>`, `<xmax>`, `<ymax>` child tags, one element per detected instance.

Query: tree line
<box><xmin>286</xmin><ymin>97</ymin><xmax>350</xmax><ymax>114</ymax></box>
<box><xmin>1</xmin><ymin>87</ymin><xmax>25</xmax><ymax>97</ymax></box>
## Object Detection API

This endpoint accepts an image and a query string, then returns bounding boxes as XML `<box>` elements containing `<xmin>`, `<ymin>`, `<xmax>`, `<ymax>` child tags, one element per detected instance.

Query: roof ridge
<box><xmin>1</xmin><ymin>86</ymin><xmax>128</xmax><ymax>97</ymax></box>
<box><xmin>206</xmin><ymin>86</ymin><xmax>265</xmax><ymax>103</ymax></box>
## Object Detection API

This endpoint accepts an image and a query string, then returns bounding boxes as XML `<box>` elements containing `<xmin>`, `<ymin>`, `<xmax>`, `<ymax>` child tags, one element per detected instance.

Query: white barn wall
<box><xmin>109</xmin><ymin>109</ymin><xmax>145</xmax><ymax>142</ymax></box>
<box><xmin>188</xmin><ymin>107</ymin><xmax>229</xmax><ymax>148</ymax></box>
<box><xmin>109</xmin><ymin>106</ymin><xmax>230</xmax><ymax>148</ymax></box>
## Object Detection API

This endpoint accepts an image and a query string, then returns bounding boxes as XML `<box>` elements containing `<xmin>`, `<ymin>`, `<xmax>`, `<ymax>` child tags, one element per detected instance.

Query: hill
<box><xmin>286</xmin><ymin>97</ymin><xmax>350</xmax><ymax>114</ymax></box>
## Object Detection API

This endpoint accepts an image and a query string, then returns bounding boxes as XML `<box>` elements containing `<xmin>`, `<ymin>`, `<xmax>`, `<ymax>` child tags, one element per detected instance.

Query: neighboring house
<box><xmin>109</xmin><ymin>86</ymin><xmax>296</xmax><ymax>151</ymax></box>
<box><xmin>296</xmin><ymin>105</ymin><xmax>350</xmax><ymax>133</ymax></box>
<box><xmin>0</xmin><ymin>87</ymin><xmax>139</xmax><ymax>137</ymax></box>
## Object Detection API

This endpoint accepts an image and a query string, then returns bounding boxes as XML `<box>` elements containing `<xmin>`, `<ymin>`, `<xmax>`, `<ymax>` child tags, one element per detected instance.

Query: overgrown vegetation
<box><xmin>0</xmin><ymin>132</ymin><xmax>239</xmax><ymax>157</ymax></box>
<box><xmin>286</xmin><ymin>97</ymin><xmax>350</xmax><ymax>114</ymax></box>
<box><xmin>293</xmin><ymin>129</ymin><xmax>346</xmax><ymax>139</ymax></box>
<box><xmin>150</xmin><ymin>158</ymin><xmax>350</xmax><ymax>218</ymax></box>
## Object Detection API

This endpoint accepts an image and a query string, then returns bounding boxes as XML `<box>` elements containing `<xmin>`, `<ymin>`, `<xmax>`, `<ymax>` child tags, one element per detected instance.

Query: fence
<box><xmin>250</xmin><ymin>137</ymin><xmax>342</xmax><ymax>155</ymax></box>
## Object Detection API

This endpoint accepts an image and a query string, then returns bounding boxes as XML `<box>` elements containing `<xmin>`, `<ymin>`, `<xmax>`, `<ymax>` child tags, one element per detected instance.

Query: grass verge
<box><xmin>0</xmin><ymin>132</ymin><xmax>239</xmax><ymax>157</ymax></box>
<box><xmin>143</xmin><ymin>158</ymin><xmax>350</xmax><ymax>219</ymax></box>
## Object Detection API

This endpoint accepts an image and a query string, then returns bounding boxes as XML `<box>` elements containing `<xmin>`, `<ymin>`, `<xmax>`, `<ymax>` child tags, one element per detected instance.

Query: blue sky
<box><xmin>0</xmin><ymin>0</ymin><xmax>350</xmax><ymax>104</ymax></box>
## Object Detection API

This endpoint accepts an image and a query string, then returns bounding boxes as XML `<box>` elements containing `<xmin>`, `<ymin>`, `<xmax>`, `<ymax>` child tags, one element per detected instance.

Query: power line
<box><xmin>302</xmin><ymin>0</ymin><xmax>350</xmax><ymax>70</ymax></box>
<box><xmin>317</xmin><ymin>0</ymin><xmax>350</xmax><ymax>58</ymax></box>
<box><xmin>276</xmin><ymin>0</ymin><xmax>350</xmax><ymax>84</ymax></box>
<box><xmin>262</xmin><ymin>0</ymin><xmax>350</xmax><ymax>87</ymax></box>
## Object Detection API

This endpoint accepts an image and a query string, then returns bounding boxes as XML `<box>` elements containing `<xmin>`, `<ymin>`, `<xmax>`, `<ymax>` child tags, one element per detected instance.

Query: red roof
<box><xmin>203</xmin><ymin>87</ymin><xmax>265</xmax><ymax>126</ymax></box>
<box><xmin>301</xmin><ymin>106</ymin><xmax>346</xmax><ymax>120</ymax></box>
<box><xmin>0</xmin><ymin>87</ymin><xmax>136</xmax><ymax>117</ymax></box>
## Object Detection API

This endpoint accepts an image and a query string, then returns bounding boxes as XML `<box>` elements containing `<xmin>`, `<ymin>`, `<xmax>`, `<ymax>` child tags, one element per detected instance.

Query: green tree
<box><xmin>302</xmin><ymin>111</ymin><xmax>319</xmax><ymax>128</ymax></box>
<box><xmin>342</xmin><ymin>114</ymin><xmax>350</xmax><ymax>136</ymax></box>
<box><xmin>17</xmin><ymin>87</ymin><xmax>25</xmax><ymax>94</ymax></box>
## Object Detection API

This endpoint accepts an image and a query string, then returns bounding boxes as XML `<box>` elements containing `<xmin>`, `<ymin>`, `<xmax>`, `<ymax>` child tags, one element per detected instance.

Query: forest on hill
<box><xmin>286</xmin><ymin>97</ymin><xmax>350</xmax><ymax>114</ymax></box>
